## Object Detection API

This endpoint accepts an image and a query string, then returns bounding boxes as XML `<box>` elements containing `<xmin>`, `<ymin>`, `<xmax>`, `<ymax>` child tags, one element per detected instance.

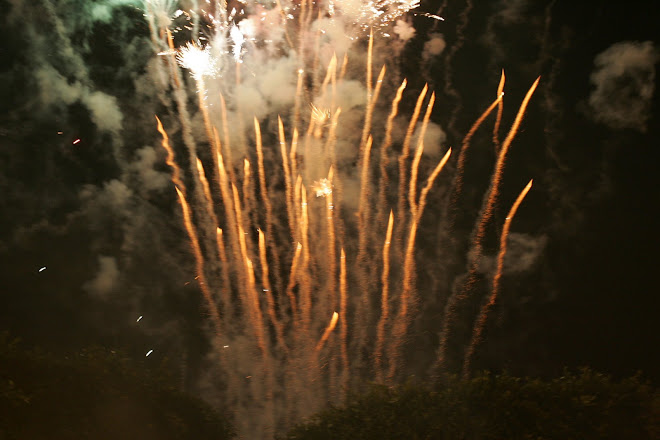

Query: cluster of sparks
<box><xmin>144</xmin><ymin>0</ymin><xmax>538</xmax><ymax>437</ymax></box>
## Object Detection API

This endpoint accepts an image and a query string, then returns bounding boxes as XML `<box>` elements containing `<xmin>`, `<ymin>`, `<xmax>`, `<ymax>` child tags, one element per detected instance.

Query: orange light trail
<box><xmin>175</xmin><ymin>187</ymin><xmax>222</xmax><ymax>337</ymax></box>
<box><xmin>315</xmin><ymin>311</ymin><xmax>339</xmax><ymax>352</ymax></box>
<box><xmin>462</xmin><ymin>179</ymin><xmax>533</xmax><ymax>377</ymax></box>
<box><xmin>374</xmin><ymin>210</ymin><xmax>394</xmax><ymax>383</ymax></box>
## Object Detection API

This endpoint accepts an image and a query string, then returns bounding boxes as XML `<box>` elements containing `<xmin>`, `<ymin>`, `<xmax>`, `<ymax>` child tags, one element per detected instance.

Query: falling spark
<box><xmin>374</xmin><ymin>210</ymin><xmax>394</xmax><ymax>382</ymax></box>
<box><xmin>315</xmin><ymin>311</ymin><xmax>339</xmax><ymax>352</ymax></box>
<box><xmin>462</xmin><ymin>179</ymin><xmax>534</xmax><ymax>377</ymax></box>
<box><xmin>136</xmin><ymin>315</ymin><xmax>143</xmax><ymax>322</ymax></box>
<box><xmin>437</xmin><ymin>78</ymin><xmax>540</xmax><ymax>374</ymax></box>
<box><xmin>72</xmin><ymin>139</ymin><xmax>81</xmax><ymax>145</ymax></box>
<box><xmin>413</xmin><ymin>12</ymin><xmax>445</xmax><ymax>21</ymax></box>
<box><xmin>146</xmin><ymin>349</ymin><xmax>154</xmax><ymax>357</ymax></box>
<box><xmin>38</xmin><ymin>266</ymin><xmax>46</xmax><ymax>273</ymax></box>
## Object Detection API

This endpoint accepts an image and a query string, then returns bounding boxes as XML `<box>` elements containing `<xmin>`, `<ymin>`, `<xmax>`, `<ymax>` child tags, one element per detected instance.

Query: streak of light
<box><xmin>462</xmin><ymin>179</ymin><xmax>533</xmax><ymax>377</ymax></box>
<box><xmin>375</xmin><ymin>210</ymin><xmax>394</xmax><ymax>383</ymax></box>
<box><xmin>146</xmin><ymin>350</ymin><xmax>154</xmax><ymax>357</ymax></box>
<box><xmin>315</xmin><ymin>311</ymin><xmax>339</xmax><ymax>352</ymax></box>
<box><xmin>413</xmin><ymin>12</ymin><xmax>445</xmax><ymax>21</ymax></box>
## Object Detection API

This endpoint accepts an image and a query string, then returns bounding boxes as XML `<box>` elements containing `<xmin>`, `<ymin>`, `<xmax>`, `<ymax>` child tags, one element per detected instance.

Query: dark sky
<box><xmin>0</xmin><ymin>0</ymin><xmax>658</xmax><ymax>423</ymax></box>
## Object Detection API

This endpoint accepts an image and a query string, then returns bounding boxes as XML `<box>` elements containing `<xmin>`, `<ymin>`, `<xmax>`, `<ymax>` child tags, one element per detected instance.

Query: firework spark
<box><xmin>146</xmin><ymin>1</ymin><xmax>538</xmax><ymax>436</ymax></box>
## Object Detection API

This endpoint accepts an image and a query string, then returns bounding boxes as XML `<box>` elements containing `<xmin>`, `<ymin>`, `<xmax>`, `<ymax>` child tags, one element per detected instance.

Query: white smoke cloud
<box><xmin>413</xmin><ymin>121</ymin><xmax>447</xmax><ymax>157</ymax></box>
<box><xmin>81</xmin><ymin>179</ymin><xmax>133</xmax><ymax>211</ymax></box>
<box><xmin>85</xmin><ymin>91</ymin><xmax>124</xmax><ymax>135</ymax></box>
<box><xmin>503</xmin><ymin>233</ymin><xmax>547</xmax><ymax>273</ymax></box>
<box><xmin>478</xmin><ymin>233</ymin><xmax>547</xmax><ymax>275</ymax></box>
<box><xmin>393</xmin><ymin>19</ymin><xmax>416</xmax><ymax>41</ymax></box>
<box><xmin>84</xmin><ymin>255</ymin><xmax>121</xmax><ymax>298</ymax></box>
<box><xmin>423</xmin><ymin>33</ymin><xmax>446</xmax><ymax>61</ymax></box>
<box><xmin>34</xmin><ymin>66</ymin><xmax>123</xmax><ymax>134</ymax></box>
<box><xmin>587</xmin><ymin>41</ymin><xmax>659</xmax><ymax>132</ymax></box>
<box><xmin>129</xmin><ymin>147</ymin><xmax>171</xmax><ymax>193</ymax></box>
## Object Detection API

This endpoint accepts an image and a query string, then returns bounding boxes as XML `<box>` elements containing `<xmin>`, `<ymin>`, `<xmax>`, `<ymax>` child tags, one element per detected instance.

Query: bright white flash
<box><xmin>329</xmin><ymin>0</ymin><xmax>421</xmax><ymax>27</ymax></box>
<box><xmin>230</xmin><ymin>25</ymin><xmax>245</xmax><ymax>61</ymax></box>
<box><xmin>312</xmin><ymin>178</ymin><xmax>333</xmax><ymax>198</ymax></box>
<box><xmin>177</xmin><ymin>43</ymin><xmax>218</xmax><ymax>78</ymax></box>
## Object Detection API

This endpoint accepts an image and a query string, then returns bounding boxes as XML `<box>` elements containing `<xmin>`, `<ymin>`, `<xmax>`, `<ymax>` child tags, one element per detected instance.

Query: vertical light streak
<box><xmin>374</xmin><ymin>210</ymin><xmax>394</xmax><ymax>383</ymax></box>
<box><xmin>214</xmin><ymin>140</ymin><xmax>243</xmax><ymax>288</ymax></box>
<box><xmin>438</xmin><ymin>78</ymin><xmax>539</xmax><ymax>372</ymax></box>
<box><xmin>315</xmin><ymin>311</ymin><xmax>339</xmax><ymax>352</ymax></box>
<box><xmin>290</xmin><ymin>131</ymin><xmax>300</xmax><ymax>239</ymax></box>
<box><xmin>196</xmin><ymin>158</ymin><xmax>218</xmax><ymax>223</ymax></box>
<box><xmin>155</xmin><ymin>115</ymin><xmax>185</xmax><ymax>192</ymax></box>
<box><xmin>216</xmin><ymin>227</ymin><xmax>232</xmax><ymax>317</ymax></box>
<box><xmin>355</xmin><ymin>135</ymin><xmax>374</xmax><ymax>351</ymax></box>
<box><xmin>325</xmin><ymin>167</ymin><xmax>337</xmax><ymax>312</ymax></box>
<box><xmin>357</xmin><ymin>136</ymin><xmax>374</xmax><ymax>256</ymax></box>
<box><xmin>493</xmin><ymin>69</ymin><xmax>506</xmax><ymax>153</ymax></box>
<box><xmin>293</xmin><ymin>175</ymin><xmax>302</xmax><ymax>242</ymax></box>
<box><xmin>449</xmin><ymin>91</ymin><xmax>504</xmax><ymax>225</ymax></box>
<box><xmin>232</xmin><ymin>185</ymin><xmax>250</xmax><ymax>274</ymax></box>
<box><xmin>408</xmin><ymin>92</ymin><xmax>436</xmax><ymax>218</ymax></box>
<box><xmin>397</xmin><ymin>84</ymin><xmax>428</xmax><ymax>226</ymax></box>
<box><xmin>286</xmin><ymin>243</ymin><xmax>302</xmax><ymax>322</ymax></box>
<box><xmin>319</xmin><ymin>54</ymin><xmax>337</xmax><ymax>109</ymax></box>
<box><xmin>376</xmin><ymin>79</ymin><xmax>407</xmax><ymax>228</ymax></box>
<box><xmin>299</xmin><ymin>185</ymin><xmax>312</xmax><ymax>335</ymax></box>
<box><xmin>293</xmin><ymin>66</ymin><xmax>305</xmax><ymax>136</ymax></box>
<box><xmin>339</xmin><ymin>247</ymin><xmax>349</xmax><ymax>395</ymax></box>
<box><xmin>388</xmin><ymin>148</ymin><xmax>452</xmax><ymax>380</ymax></box>
<box><xmin>175</xmin><ymin>187</ymin><xmax>222</xmax><ymax>337</ymax></box>
<box><xmin>219</xmin><ymin>93</ymin><xmax>236</xmax><ymax>184</ymax></box>
<box><xmin>324</xmin><ymin>108</ymin><xmax>342</xmax><ymax>171</ymax></box>
<box><xmin>245</xmin><ymin>257</ymin><xmax>269</xmax><ymax>358</ymax></box>
<box><xmin>242</xmin><ymin>159</ymin><xmax>256</xmax><ymax>226</ymax></box>
<box><xmin>462</xmin><ymin>179</ymin><xmax>533</xmax><ymax>377</ymax></box>
<box><xmin>258</xmin><ymin>229</ymin><xmax>287</xmax><ymax>352</ymax></box>
<box><xmin>278</xmin><ymin>116</ymin><xmax>296</xmax><ymax>239</ymax></box>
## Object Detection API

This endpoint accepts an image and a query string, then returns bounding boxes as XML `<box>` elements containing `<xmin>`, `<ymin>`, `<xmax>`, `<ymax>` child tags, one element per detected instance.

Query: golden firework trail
<box><xmin>374</xmin><ymin>210</ymin><xmax>394</xmax><ymax>382</ymax></box>
<box><xmin>437</xmin><ymin>77</ymin><xmax>540</xmax><ymax>373</ymax></box>
<box><xmin>493</xmin><ymin>69</ymin><xmax>506</xmax><ymax>152</ymax></box>
<box><xmin>462</xmin><ymin>179</ymin><xmax>533</xmax><ymax>377</ymax></box>
<box><xmin>315</xmin><ymin>311</ymin><xmax>339</xmax><ymax>352</ymax></box>
<box><xmin>147</xmin><ymin>1</ymin><xmax>539</xmax><ymax>436</ymax></box>
<box><xmin>174</xmin><ymin>187</ymin><xmax>222</xmax><ymax>337</ymax></box>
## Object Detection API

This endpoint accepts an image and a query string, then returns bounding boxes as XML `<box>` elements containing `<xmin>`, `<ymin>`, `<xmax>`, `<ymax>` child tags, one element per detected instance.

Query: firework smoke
<box><xmin>144</xmin><ymin>0</ymin><xmax>538</xmax><ymax>436</ymax></box>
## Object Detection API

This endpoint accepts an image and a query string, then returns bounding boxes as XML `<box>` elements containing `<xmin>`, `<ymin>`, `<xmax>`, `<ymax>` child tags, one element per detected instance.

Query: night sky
<box><xmin>1</xmin><ymin>0</ymin><xmax>659</xmax><ymax>434</ymax></box>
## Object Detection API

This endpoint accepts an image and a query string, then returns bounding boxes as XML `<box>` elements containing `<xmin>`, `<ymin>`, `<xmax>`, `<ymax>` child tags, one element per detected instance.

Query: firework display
<box><xmin>141</xmin><ymin>1</ymin><xmax>538</xmax><ymax>436</ymax></box>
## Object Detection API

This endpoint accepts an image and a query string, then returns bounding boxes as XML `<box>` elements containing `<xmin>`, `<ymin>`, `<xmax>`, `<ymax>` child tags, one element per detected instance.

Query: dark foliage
<box><xmin>0</xmin><ymin>333</ymin><xmax>234</xmax><ymax>439</ymax></box>
<box><xmin>284</xmin><ymin>369</ymin><xmax>658</xmax><ymax>440</ymax></box>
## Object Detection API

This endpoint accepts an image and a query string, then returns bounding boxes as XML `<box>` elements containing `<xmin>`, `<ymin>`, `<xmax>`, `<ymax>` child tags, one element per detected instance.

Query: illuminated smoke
<box><xmin>144</xmin><ymin>1</ymin><xmax>539</xmax><ymax>437</ymax></box>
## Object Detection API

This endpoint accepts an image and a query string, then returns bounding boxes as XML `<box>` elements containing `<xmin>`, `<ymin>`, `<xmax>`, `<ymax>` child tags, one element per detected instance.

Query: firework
<box><xmin>147</xmin><ymin>1</ymin><xmax>537</xmax><ymax>436</ymax></box>
<box><xmin>462</xmin><ymin>179</ymin><xmax>533</xmax><ymax>377</ymax></box>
